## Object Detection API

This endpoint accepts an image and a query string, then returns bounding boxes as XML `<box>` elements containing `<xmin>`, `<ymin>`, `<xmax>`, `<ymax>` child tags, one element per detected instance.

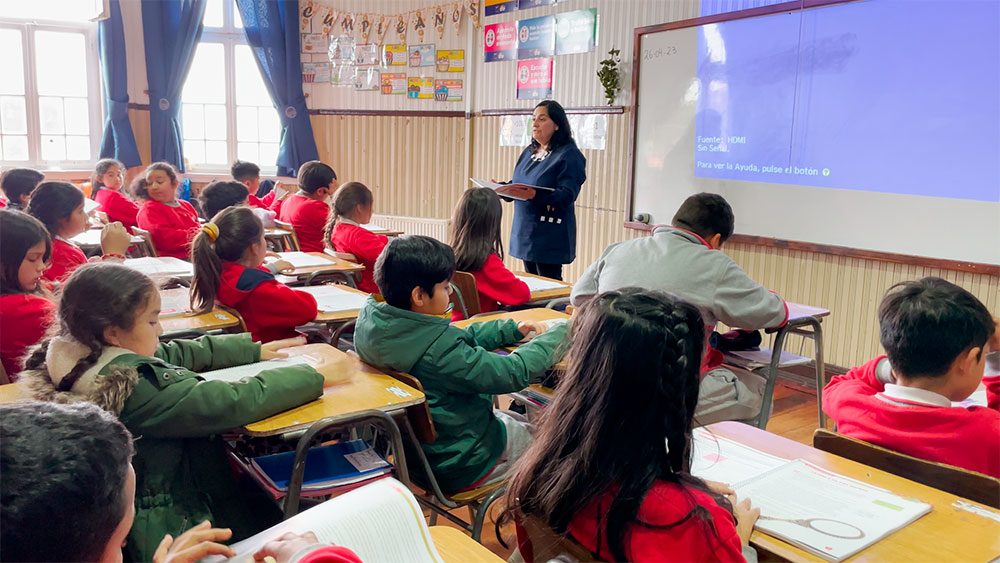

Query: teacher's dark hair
<box><xmin>530</xmin><ymin>100</ymin><xmax>575</xmax><ymax>155</ymax></box>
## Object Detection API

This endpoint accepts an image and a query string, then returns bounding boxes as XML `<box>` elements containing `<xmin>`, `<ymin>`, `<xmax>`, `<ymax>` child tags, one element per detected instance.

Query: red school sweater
<box><xmin>823</xmin><ymin>356</ymin><xmax>1000</xmax><ymax>478</ymax></box>
<box><xmin>0</xmin><ymin>292</ymin><xmax>56</xmax><ymax>379</ymax></box>
<box><xmin>94</xmin><ymin>188</ymin><xmax>140</xmax><ymax>230</ymax></box>
<box><xmin>216</xmin><ymin>262</ymin><xmax>318</xmax><ymax>343</ymax></box>
<box><xmin>329</xmin><ymin>222</ymin><xmax>388</xmax><ymax>294</ymax></box>
<box><xmin>43</xmin><ymin>237</ymin><xmax>88</xmax><ymax>283</ymax></box>
<box><xmin>136</xmin><ymin>199</ymin><xmax>200</xmax><ymax>259</ymax></box>
<box><xmin>277</xmin><ymin>194</ymin><xmax>329</xmax><ymax>252</ymax></box>
<box><xmin>451</xmin><ymin>254</ymin><xmax>531</xmax><ymax>321</ymax></box>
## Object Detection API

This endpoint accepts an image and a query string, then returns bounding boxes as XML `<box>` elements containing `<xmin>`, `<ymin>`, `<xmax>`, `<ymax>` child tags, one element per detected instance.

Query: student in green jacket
<box><xmin>19</xmin><ymin>262</ymin><xmax>339</xmax><ymax>561</ymax></box>
<box><xmin>354</xmin><ymin>235</ymin><xmax>569</xmax><ymax>493</ymax></box>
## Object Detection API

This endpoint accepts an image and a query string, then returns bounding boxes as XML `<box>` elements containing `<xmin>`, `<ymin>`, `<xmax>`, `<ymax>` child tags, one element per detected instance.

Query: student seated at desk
<box><xmin>200</xmin><ymin>180</ymin><xmax>277</xmax><ymax>228</ymax></box>
<box><xmin>0</xmin><ymin>401</ymin><xmax>360</xmax><ymax>563</ymax></box>
<box><xmin>0</xmin><ymin>167</ymin><xmax>43</xmax><ymax>211</ymax></box>
<box><xmin>26</xmin><ymin>181</ymin><xmax>131</xmax><ymax>282</ymax></box>
<box><xmin>354</xmin><ymin>235</ymin><xmax>568</xmax><ymax>492</ymax></box>
<box><xmin>502</xmin><ymin>288</ymin><xmax>759</xmax><ymax>563</ymax></box>
<box><xmin>324</xmin><ymin>181</ymin><xmax>387</xmax><ymax>294</ymax></box>
<box><xmin>136</xmin><ymin>162</ymin><xmax>200</xmax><ymax>259</ymax></box>
<box><xmin>570</xmin><ymin>193</ymin><xmax>788</xmax><ymax>425</ymax></box>
<box><xmin>824</xmin><ymin>278</ymin><xmax>1000</xmax><ymax>478</ymax></box>
<box><xmin>277</xmin><ymin>161</ymin><xmax>338</xmax><ymax>252</ymax></box>
<box><xmin>19</xmin><ymin>263</ymin><xmax>334</xmax><ymax>560</ymax></box>
<box><xmin>449</xmin><ymin>187</ymin><xmax>530</xmax><ymax>321</ymax></box>
<box><xmin>91</xmin><ymin>158</ymin><xmax>140</xmax><ymax>231</ymax></box>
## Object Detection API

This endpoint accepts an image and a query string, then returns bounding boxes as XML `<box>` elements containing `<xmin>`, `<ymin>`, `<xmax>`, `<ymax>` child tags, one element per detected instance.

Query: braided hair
<box><xmin>501</xmin><ymin>288</ymin><xmax>731</xmax><ymax>562</ymax></box>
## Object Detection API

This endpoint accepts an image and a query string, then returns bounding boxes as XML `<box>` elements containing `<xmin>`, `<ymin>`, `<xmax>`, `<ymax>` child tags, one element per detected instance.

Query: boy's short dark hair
<box><xmin>879</xmin><ymin>277</ymin><xmax>995</xmax><ymax>379</ymax></box>
<box><xmin>0</xmin><ymin>168</ymin><xmax>45</xmax><ymax>208</ymax></box>
<box><xmin>1</xmin><ymin>401</ymin><xmax>135</xmax><ymax>562</ymax></box>
<box><xmin>671</xmin><ymin>192</ymin><xmax>735</xmax><ymax>243</ymax></box>
<box><xmin>297</xmin><ymin>160</ymin><xmax>337</xmax><ymax>194</ymax></box>
<box><xmin>200</xmin><ymin>180</ymin><xmax>250</xmax><ymax>219</ymax></box>
<box><xmin>374</xmin><ymin>235</ymin><xmax>455</xmax><ymax>310</ymax></box>
<box><xmin>231</xmin><ymin>160</ymin><xmax>261</xmax><ymax>183</ymax></box>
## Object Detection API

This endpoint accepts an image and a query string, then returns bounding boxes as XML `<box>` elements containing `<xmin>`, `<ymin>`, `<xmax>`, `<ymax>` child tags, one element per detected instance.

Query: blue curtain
<box><xmin>98</xmin><ymin>0</ymin><xmax>142</xmax><ymax>167</ymax></box>
<box><xmin>236</xmin><ymin>0</ymin><xmax>319</xmax><ymax>177</ymax></box>
<box><xmin>142</xmin><ymin>0</ymin><xmax>206</xmax><ymax>172</ymax></box>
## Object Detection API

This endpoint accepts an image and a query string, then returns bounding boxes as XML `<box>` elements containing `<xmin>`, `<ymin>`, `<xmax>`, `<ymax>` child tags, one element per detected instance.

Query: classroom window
<box><xmin>181</xmin><ymin>0</ymin><xmax>277</xmax><ymax>173</ymax></box>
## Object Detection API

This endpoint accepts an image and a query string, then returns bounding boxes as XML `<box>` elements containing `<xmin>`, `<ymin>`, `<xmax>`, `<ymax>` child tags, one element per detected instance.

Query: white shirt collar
<box><xmin>340</xmin><ymin>217</ymin><xmax>360</xmax><ymax>227</ymax></box>
<box><xmin>881</xmin><ymin>384</ymin><xmax>951</xmax><ymax>407</ymax></box>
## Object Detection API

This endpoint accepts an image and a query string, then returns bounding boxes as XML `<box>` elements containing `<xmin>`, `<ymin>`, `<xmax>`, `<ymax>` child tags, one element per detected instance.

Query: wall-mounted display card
<box><xmin>517</xmin><ymin>15</ymin><xmax>555</xmax><ymax>60</ymax></box>
<box><xmin>516</xmin><ymin>57</ymin><xmax>553</xmax><ymax>99</ymax></box>
<box><xmin>302</xmin><ymin>62</ymin><xmax>331</xmax><ymax>83</ymax></box>
<box><xmin>328</xmin><ymin>35</ymin><xmax>355</xmax><ymax>62</ymax></box>
<box><xmin>382</xmin><ymin>44</ymin><xmax>407</xmax><ymax>66</ymax></box>
<box><xmin>518</xmin><ymin>0</ymin><xmax>556</xmax><ymax>10</ymax></box>
<box><xmin>436</xmin><ymin>50</ymin><xmax>466</xmax><ymax>72</ymax></box>
<box><xmin>354</xmin><ymin>68</ymin><xmax>380</xmax><ymax>91</ymax></box>
<box><xmin>568</xmin><ymin>113</ymin><xmax>607</xmax><ymax>150</ymax></box>
<box><xmin>331</xmin><ymin>63</ymin><xmax>354</xmax><ymax>87</ymax></box>
<box><xmin>409</xmin><ymin>44</ymin><xmax>436</xmax><ymax>67</ymax></box>
<box><xmin>485</xmin><ymin>0</ymin><xmax>517</xmax><ymax>16</ymax></box>
<box><xmin>381</xmin><ymin>72</ymin><xmax>407</xmax><ymax>95</ymax></box>
<box><xmin>499</xmin><ymin>114</ymin><xmax>531</xmax><ymax>147</ymax></box>
<box><xmin>484</xmin><ymin>21</ymin><xmax>517</xmax><ymax>62</ymax></box>
<box><xmin>354</xmin><ymin>44</ymin><xmax>378</xmax><ymax>67</ymax></box>
<box><xmin>301</xmin><ymin>33</ymin><xmax>327</xmax><ymax>54</ymax></box>
<box><xmin>434</xmin><ymin>79</ymin><xmax>463</xmax><ymax>102</ymax></box>
<box><xmin>407</xmin><ymin>76</ymin><xmax>434</xmax><ymax>99</ymax></box>
<box><xmin>555</xmin><ymin>8</ymin><xmax>597</xmax><ymax>55</ymax></box>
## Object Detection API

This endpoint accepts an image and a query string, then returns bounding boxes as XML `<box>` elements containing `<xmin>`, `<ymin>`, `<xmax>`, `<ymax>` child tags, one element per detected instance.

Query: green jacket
<box><xmin>21</xmin><ymin>334</ymin><xmax>324</xmax><ymax>561</ymax></box>
<box><xmin>354</xmin><ymin>298</ymin><xmax>568</xmax><ymax>491</ymax></box>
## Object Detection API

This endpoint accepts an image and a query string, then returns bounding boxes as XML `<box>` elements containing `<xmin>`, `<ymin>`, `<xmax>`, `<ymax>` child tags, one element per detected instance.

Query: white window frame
<box><xmin>0</xmin><ymin>19</ymin><xmax>103</xmax><ymax>170</ymax></box>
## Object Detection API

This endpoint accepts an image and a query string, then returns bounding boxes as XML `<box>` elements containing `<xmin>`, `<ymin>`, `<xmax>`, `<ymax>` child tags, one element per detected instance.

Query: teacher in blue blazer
<box><xmin>504</xmin><ymin>100</ymin><xmax>587</xmax><ymax>281</ymax></box>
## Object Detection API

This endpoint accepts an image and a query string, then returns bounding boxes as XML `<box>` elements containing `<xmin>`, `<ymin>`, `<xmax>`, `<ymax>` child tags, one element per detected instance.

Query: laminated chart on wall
<box><xmin>484</xmin><ymin>21</ymin><xmax>517</xmax><ymax>61</ymax></box>
<box><xmin>353</xmin><ymin>44</ymin><xmax>378</xmax><ymax>66</ymax></box>
<box><xmin>407</xmin><ymin>76</ymin><xmax>435</xmax><ymax>99</ymax></box>
<box><xmin>302</xmin><ymin>62</ymin><xmax>331</xmax><ymax>83</ymax></box>
<box><xmin>436</xmin><ymin>50</ymin><xmax>466</xmax><ymax>72</ymax></box>
<box><xmin>486</xmin><ymin>0</ymin><xmax>517</xmax><ymax>16</ymax></box>
<box><xmin>381</xmin><ymin>73</ymin><xmax>407</xmax><ymax>95</ymax></box>
<box><xmin>354</xmin><ymin>68</ymin><xmax>380</xmax><ymax>91</ymax></box>
<box><xmin>382</xmin><ymin>44</ymin><xmax>408</xmax><ymax>66</ymax></box>
<box><xmin>516</xmin><ymin>57</ymin><xmax>553</xmax><ymax>99</ymax></box>
<box><xmin>409</xmin><ymin>44</ymin><xmax>437</xmax><ymax>67</ymax></box>
<box><xmin>555</xmin><ymin>9</ymin><xmax>597</xmax><ymax>55</ymax></box>
<box><xmin>517</xmin><ymin>15</ymin><xmax>555</xmax><ymax>59</ymax></box>
<box><xmin>435</xmin><ymin>79</ymin><xmax>463</xmax><ymax>102</ymax></box>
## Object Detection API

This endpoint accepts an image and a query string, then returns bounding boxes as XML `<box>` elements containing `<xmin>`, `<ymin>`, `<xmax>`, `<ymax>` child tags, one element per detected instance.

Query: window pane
<box><xmin>258</xmin><ymin>107</ymin><xmax>280</xmax><ymax>142</ymax></box>
<box><xmin>36</xmin><ymin>32</ymin><xmax>88</xmax><ymax>97</ymax></box>
<box><xmin>204</xmin><ymin>104</ymin><xmax>227</xmax><ymax>141</ymax></box>
<box><xmin>205</xmin><ymin>140</ymin><xmax>227</xmax><ymax>164</ymax></box>
<box><xmin>1</xmin><ymin>96</ymin><xmax>27</xmax><ymax>134</ymax></box>
<box><xmin>185</xmin><ymin>140</ymin><xmax>206</xmax><ymax>165</ymax></box>
<box><xmin>39</xmin><ymin>97</ymin><xmax>65</xmax><ymax>135</ymax></box>
<box><xmin>64</xmin><ymin>98</ymin><xmax>90</xmax><ymax>135</ymax></box>
<box><xmin>234</xmin><ymin>0</ymin><xmax>244</xmax><ymax>28</ymax></box>
<box><xmin>182</xmin><ymin>43</ymin><xmax>226</xmax><ymax>104</ymax></box>
<box><xmin>203</xmin><ymin>0</ymin><xmax>224</xmax><ymax>27</ymax></box>
<box><xmin>182</xmin><ymin>103</ymin><xmax>205</xmax><ymax>140</ymax></box>
<box><xmin>235</xmin><ymin>46</ymin><xmax>272</xmax><ymax>106</ymax></box>
<box><xmin>236</xmin><ymin>106</ymin><xmax>258</xmax><ymax>141</ymax></box>
<box><xmin>40</xmin><ymin>135</ymin><xmax>66</xmax><ymax>161</ymax></box>
<box><xmin>0</xmin><ymin>30</ymin><xmax>25</xmax><ymax>96</ymax></box>
<box><xmin>65</xmin><ymin>135</ymin><xmax>90</xmax><ymax>161</ymax></box>
<box><xmin>2</xmin><ymin>0</ymin><xmax>102</xmax><ymax>22</ymax></box>
<box><xmin>2</xmin><ymin>135</ymin><xmax>29</xmax><ymax>160</ymax></box>
<box><xmin>237</xmin><ymin>142</ymin><xmax>258</xmax><ymax>163</ymax></box>
<box><xmin>258</xmin><ymin>142</ymin><xmax>279</xmax><ymax>167</ymax></box>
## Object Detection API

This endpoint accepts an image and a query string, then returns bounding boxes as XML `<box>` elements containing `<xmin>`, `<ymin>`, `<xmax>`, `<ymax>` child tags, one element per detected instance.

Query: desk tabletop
<box><xmin>242</xmin><ymin>344</ymin><xmax>424</xmax><ymax>436</ymax></box>
<box><xmin>70</xmin><ymin>229</ymin><xmax>145</xmax><ymax>249</ymax></box>
<box><xmin>284</xmin><ymin>252</ymin><xmax>366</xmax><ymax>277</ymax></box>
<box><xmin>301</xmin><ymin>284</ymin><xmax>371</xmax><ymax>323</ymax></box>
<box><xmin>708</xmin><ymin>421</ymin><xmax>1000</xmax><ymax>562</ymax></box>
<box><xmin>514</xmin><ymin>272</ymin><xmax>573</xmax><ymax>303</ymax></box>
<box><xmin>123</xmin><ymin>257</ymin><xmax>194</xmax><ymax>280</ymax></box>
<box><xmin>0</xmin><ymin>383</ymin><xmax>24</xmax><ymax>404</ymax></box>
<box><xmin>158</xmin><ymin>288</ymin><xmax>242</xmax><ymax>333</ymax></box>
<box><xmin>787</xmin><ymin>302</ymin><xmax>831</xmax><ymax>321</ymax></box>
<box><xmin>429</xmin><ymin>527</ymin><xmax>504</xmax><ymax>562</ymax></box>
<box><xmin>451</xmin><ymin>307</ymin><xmax>570</xmax><ymax>329</ymax></box>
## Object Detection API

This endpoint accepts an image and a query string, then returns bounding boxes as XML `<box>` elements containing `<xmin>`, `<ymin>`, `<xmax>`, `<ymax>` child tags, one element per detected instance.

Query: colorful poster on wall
<box><xmin>407</xmin><ymin>76</ymin><xmax>434</xmax><ymax>99</ymax></box>
<box><xmin>328</xmin><ymin>35</ymin><xmax>355</xmax><ymax>62</ymax></box>
<box><xmin>434</xmin><ymin>79</ymin><xmax>463</xmax><ymax>102</ymax></box>
<box><xmin>330</xmin><ymin>63</ymin><xmax>354</xmax><ymax>87</ymax></box>
<box><xmin>518</xmin><ymin>0</ymin><xmax>556</xmax><ymax>9</ymax></box>
<box><xmin>555</xmin><ymin>8</ymin><xmax>597</xmax><ymax>55</ymax></box>
<box><xmin>301</xmin><ymin>33</ymin><xmax>327</xmax><ymax>54</ymax></box>
<box><xmin>499</xmin><ymin>114</ymin><xmax>530</xmax><ymax>146</ymax></box>
<box><xmin>484</xmin><ymin>21</ymin><xmax>517</xmax><ymax>62</ymax></box>
<box><xmin>409</xmin><ymin>44</ymin><xmax>436</xmax><ymax>67</ymax></box>
<box><xmin>517</xmin><ymin>15</ymin><xmax>554</xmax><ymax>60</ymax></box>
<box><xmin>516</xmin><ymin>57</ymin><xmax>553</xmax><ymax>99</ymax></box>
<box><xmin>485</xmin><ymin>0</ymin><xmax>517</xmax><ymax>16</ymax></box>
<box><xmin>354</xmin><ymin>68</ymin><xmax>380</xmax><ymax>91</ymax></box>
<box><xmin>354</xmin><ymin>44</ymin><xmax>378</xmax><ymax>66</ymax></box>
<box><xmin>568</xmin><ymin>114</ymin><xmax>608</xmax><ymax>150</ymax></box>
<box><xmin>301</xmin><ymin>62</ymin><xmax>331</xmax><ymax>83</ymax></box>
<box><xmin>382</xmin><ymin>44</ymin><xmax>407</xmax><ymax>66</ymax></box>
<box><xmin>381</xmin><ymin>72</ymin><xmax>407</xmax><ymax>95</ymax></box>
<box><xmin>436</xmin><ymin>50</ymin><xmax>466</xmax><ymax>72</ymax></box>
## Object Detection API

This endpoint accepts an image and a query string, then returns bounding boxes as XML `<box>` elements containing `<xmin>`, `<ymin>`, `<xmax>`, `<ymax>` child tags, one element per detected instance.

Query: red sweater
<box><xmin>524</xmin><ymin>481</ymin><xmax>744</xmax><ymax>562</ymax></box>
<box><xmin>216</xmin><ymin>262</ymin><xmax>318</xmax><ymax>343</ymax></box>
<box><xmin>329</xmin><ymin>222</ymin><xmax>388</xmax><ymax>294</ymax></box>
<box><xmin>451</xmin><ymin>254</ymin><xmax>531</xmax><ymax>321</ymax></box>
<box><xmin>823</xmin><ymin>356</ymin><xmax>1000</xmax><ymax>478</ymax></box>
<box><xmin>44</xmin><ymin>238</ymin><xmax>88</xmax><ymax>282</ymax></box>
<box><xmin>277</xmin><ymin>194</ymin><xmax>330</xmax><ymax>252</ymax></box>
<box><xmin>0</xmin><ymin>292</ymin><xmax>56</xmax><ymax>379</ymax></box>
<box><xmin>137</xmin><ymin>200</ymin><xmax>200</xmax><ymax>259</ymax></box>
<box><xmin>94</xmin><ymin>188</ymin><xmax>140</xmax><ymax>230</ymax></box>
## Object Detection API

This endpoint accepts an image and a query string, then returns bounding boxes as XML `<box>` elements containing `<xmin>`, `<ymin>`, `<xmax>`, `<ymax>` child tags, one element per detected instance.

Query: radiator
<box><xmin>370</xmin><ymin>214</ymin><xmax>451</xmax><ymax>243</ymax></box>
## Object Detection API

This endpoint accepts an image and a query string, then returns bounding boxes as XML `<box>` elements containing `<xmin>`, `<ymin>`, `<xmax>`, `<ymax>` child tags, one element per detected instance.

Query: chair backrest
<box><xmin>129</xmin><ymin>226</ymin><xmax>158</xmax><ymax>257</ymax></box>
<box><xmin>518</xmin><ymin>514</ymin><xmax>598</xmax><ymax>563</ymax></box>
<box><xmin>450</xmin><ymin>271</ymin><xmax>480</xmax><ymax>318</ymax></box>
<box><xmin>383</xmin><ymin>369</ymin><xmax>437</xmax><ymax>444</ymax></box>
<box><xmin>274</xmin><ymin>219</ymin><xmax>301</xmax><ymax>251</ymax></box>
<box><xmin>813</xmin><ymin>429</ymin><xmax>1000</xmax><ymax>508</ymax></box>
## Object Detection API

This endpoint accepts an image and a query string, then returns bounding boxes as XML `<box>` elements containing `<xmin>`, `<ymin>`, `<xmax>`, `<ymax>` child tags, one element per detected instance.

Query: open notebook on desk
<box><xmin>300</xmin><ymin>285</ymin><xmax>370</xmax><ymax>313</ymax></box>
<box><xmin>516</xmin><ymin>275</ymin><xmax>569</xmax><ymax>292</ymax></box>
<box><xmin>277</xmin><ymin>251</ymin><xmax>336</xmax><ymax>268</ymax></box>
<box><xmin>198</xmin><ymin>357</ymin><xmax>314</xmax><ymax>383</ymax></box>
<box><xmin>123</xmin><ymin>257</ymin><xmax>192</xmax><ymax>277</ymax></box>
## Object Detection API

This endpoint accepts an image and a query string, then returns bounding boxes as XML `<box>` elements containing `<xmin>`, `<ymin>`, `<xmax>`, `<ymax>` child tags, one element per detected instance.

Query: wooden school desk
<box><xmin>281</xmin><ymin>252</ymin><xmax>365</xmax><ymax>287</ymax></box>
<box><xmin>0</xmin><ymin>383</ymin><xmax>23</xmax><ymax>404</ymax></box>
<box><xmin>709</xmin><ymin>421</ymin><xmax>1000</xmax><ymax>562</ymax></box>
<box><xmin>429</xmin><ymin>526</ymin><xmax>504</xmax><ymax>563</ymax></box>
<box><xmin>123</xmin><ymin>256</ymin><xmax>194</xmax><ymax>283</ymax></box>
<box><xmin>305</xmin><ymin>284</ymin><xmax>371</xmax><ymax>324</ymax></box>
<box><xmin>515</xmin><ymin>272</ymin><xmax>573</xmax><ymax>305</ymax></box>
<box><xmin>264</xmin><ymin>227</ymin><xmax>298</xmax><ymax>251</ymax></box>
<box><xmin>242</xmin><ymin>344</ymin><xmax>424</xmax><ymax>437</ymax></box>
<box><xmin>363</xmin><ymin>225</ymin><xmax>403</xmax><ymax>237</ymax></box>
<box><xmin>767</xmin><ymin>302</ymin><xmax>831</xmax><ymax>428</ymax></box>
<box><xmin>157</xmin><ymin>287</ymin><xmax>242</xmax><ymax>333</ymax></box>
<box><xmin>70</xmin><ymin>229</ymin><xmax>145</xmax><ymax>253</ymax></box>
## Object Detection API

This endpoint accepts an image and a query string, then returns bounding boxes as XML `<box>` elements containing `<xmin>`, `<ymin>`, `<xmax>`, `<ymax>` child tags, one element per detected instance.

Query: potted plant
<box><xmin>596</xmin><ymin>48</ymin><xmax>621</xmax><ymax>106</ymax></box>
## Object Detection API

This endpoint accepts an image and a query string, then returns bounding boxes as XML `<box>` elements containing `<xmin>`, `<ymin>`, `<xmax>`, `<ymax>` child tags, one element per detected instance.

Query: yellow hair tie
<box><xmin>202</xmin><ymin>222</ymin><xmax>219</xmax><ymax>242</ymax></box>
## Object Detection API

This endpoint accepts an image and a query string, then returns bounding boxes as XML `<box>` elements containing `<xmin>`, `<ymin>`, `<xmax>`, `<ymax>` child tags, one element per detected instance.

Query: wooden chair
<box><xmin>129</xmin><ymin>226</ymin><xmax>158</xmax><ymax>257</ymax></box>
<box><xmin>449</xmin><ymin>271</ymin><xmax>480</xmax><ymax>319</ymax></box>
<box><xmin>813</xmin><ymin>429</ymin><xmax>1000</xmax><ymax>508</ymax></box>
<box><xmin>386</xmin><ymin>369</ymin><xmax>506</xmax><ymax>542</ymax></box>
<box><xmin>518</xmin><ymin>514</ymin><xmax>598</xmax><ymax>563</ymax></box>
<box><xmin>274</xmin><ymin>220</ymin><xmax>301</xmax><ymax>251</ymax></box>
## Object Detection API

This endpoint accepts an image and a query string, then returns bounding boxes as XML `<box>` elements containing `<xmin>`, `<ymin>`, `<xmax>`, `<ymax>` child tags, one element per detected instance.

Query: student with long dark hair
<box><xmin>324</xmin><ymin>181</ymin><xmax>387</xmax><ymax>294</ymax></box>
<box><xmin>449</xmin><ymin>187</ymin><xmax>529</xmax><ymax>320</ymax></box>
<box><xmin>136</xmin><ymin>162</ymin><xmax>200</xmax><ymax>259</ymax></box>
<box><xmin>91</xmin><ymin>158</ymin><xmax>140</xmax><ymax>230</ymax></box>
<box><xmin>502</xmin><ymin>288</ymin><xmax>760</xmax><ymax>562</ymax></box>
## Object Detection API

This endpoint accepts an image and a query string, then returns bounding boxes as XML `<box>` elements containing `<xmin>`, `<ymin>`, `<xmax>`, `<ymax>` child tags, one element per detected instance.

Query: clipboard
<box><xmin>470</xmin><ymin>178</ymin><xmax>554</xmax><ymax>201</ymax></box>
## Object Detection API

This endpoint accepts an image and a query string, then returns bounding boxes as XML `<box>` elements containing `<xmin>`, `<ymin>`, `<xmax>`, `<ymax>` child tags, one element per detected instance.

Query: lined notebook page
<box><xmin>198</xmin><ymin>357</ymin><xmax>313</xmax><ymax>383</ymax></box>
<box><xmin>278</xmin><ymin>251</ymin><xmax>336</xmax><ymax>268</ymax></box>
<box><xmin>515</xmin><ymin>275</ymin><xmax>569</xmax><ymax>292</ymax></box>
<box><xmin>299</xmin><ymin>285</ymin><xmax>370</xmax><ymax>313</ymax></box>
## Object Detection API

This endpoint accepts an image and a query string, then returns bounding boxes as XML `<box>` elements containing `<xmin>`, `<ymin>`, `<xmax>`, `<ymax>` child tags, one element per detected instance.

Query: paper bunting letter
<box><xmin>434</xmin><ymin>7</ymin><xmax>446</xmax><ymax>39</ymax></box>
<box><xmin>413</xmin><ymin>10</ymin><xmax>426</xmax><ymax>42</ymax></box>
<box><xmin>340</xmin><ymin>12</ymin><xmax>355</xmax><ymax>36</ymax></box>
<box><xmin>451</xmin><ymin>2</ymin><xmax>464</xmax><ymax>36</ymax></box>
<box><xmin>375</xmin><ymin>15</ymin><xmax>390</xmax><ymax>44</ymax></box>
<box><xmin>467</xmin><ymin>1</ymin><xmax>481</xmax><ymax>30</ymax></box>
<box><xmin>300</xmin><ymin>0</ymin><xmax>315</xmax><ymax>32</ymax></box>
<box><xmin>360</xmin><ymin>14</ymin><xmax>373</xmax><ymax>43</ymax></box>
<box><xmin>321</xmin><ymin>8</ymin><xmax>339</xmax><ymax>37</ymax></box>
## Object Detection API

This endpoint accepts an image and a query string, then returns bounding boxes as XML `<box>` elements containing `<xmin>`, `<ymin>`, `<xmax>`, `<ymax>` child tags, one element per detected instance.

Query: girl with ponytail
<box><xmin>323</xmin><ymin>181</ymin><xmax>387</xmax><ymax>294</ymax></box>
<box><xmin>191</xmin><ymin>206</ymin><xmax>318</xmax><ymax>343</ymax></box>
<box><xmin>501</xmin><ymin>288</ymin><xmax>761</xmax><ymax>562</ymax></box>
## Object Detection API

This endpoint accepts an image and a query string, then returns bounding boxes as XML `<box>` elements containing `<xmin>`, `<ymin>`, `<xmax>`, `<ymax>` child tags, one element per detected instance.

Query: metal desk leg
<box><xmin>755</xmin><ymin>327</ymin><xmax>789</xmax><ymax>430</ymax></box>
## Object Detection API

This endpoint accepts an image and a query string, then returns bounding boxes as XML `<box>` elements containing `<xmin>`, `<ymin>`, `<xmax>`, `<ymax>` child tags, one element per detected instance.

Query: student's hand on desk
<box><xmin>100</xmin><ymin>221</ymin><xmax>132</xmax><ymax>256</ymax></box>
<box><xmin>269</xmin><ymin>259</ymin><xmax>295</xmax><ymax>274</ymax></box>
<box><xmin>253</xmin><ymin>531</ymin><xmax>320</xmax><ymax>562</ymax></box>
<box><xmin>705</xmin><ymin>479</ymin><xmax>734</xmax><ymax>497</ymax></box>
<box><xmin>153</xmin><ymin>521</ymin><xmax>235</xmax><ymax>563</ymax></box>
<box><xmin>260</xmin><ymin>336</ymin><xmax>307</xmax><ymax>359</ymax></box>
<box><xmin>733</xmin><ymin>497</ymin><xmax>761</xmax><ymax>547</ymax></box>
<box><xmin>517</xmin><ymin>320</ymin><xmax>548</xmax><ymax>340</ymax></box>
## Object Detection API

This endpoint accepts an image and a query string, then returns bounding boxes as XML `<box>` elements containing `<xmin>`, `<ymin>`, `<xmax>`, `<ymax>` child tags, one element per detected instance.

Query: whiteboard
<box><xmin>630</xmin><ymin>1</ymin><xmax>1000</xmax><ymax>265</ymax></box>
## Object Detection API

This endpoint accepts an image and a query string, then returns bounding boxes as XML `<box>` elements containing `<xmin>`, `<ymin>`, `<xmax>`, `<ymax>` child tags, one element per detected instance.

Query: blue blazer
<box><xmin>509</xmin><ymin>143</ymin><xmax>587</xmax><ymax>264</ymax></box>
